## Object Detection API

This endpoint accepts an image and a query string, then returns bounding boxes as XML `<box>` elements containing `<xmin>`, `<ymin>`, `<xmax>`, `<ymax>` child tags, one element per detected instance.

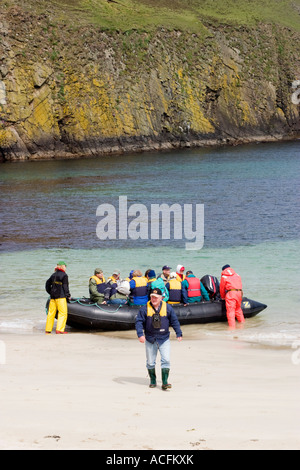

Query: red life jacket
<box><xmin>186</xmin><ymin>277</ymin><xmax>201</xmax><ymax>298</ymax></box>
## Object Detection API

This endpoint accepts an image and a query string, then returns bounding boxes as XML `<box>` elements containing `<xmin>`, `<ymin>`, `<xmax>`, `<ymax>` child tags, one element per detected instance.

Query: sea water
<box><xmin>0</xmin><ymin>141</ymin><xmax>299</xmax><ymax>347</ymax></box>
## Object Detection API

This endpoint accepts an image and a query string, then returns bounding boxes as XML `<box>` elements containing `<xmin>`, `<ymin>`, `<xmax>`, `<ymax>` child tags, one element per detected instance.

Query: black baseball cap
<box><xmin>150</xmin><ymin>288</ymin><xmax>163</xmax><ymax>297</ymax></box>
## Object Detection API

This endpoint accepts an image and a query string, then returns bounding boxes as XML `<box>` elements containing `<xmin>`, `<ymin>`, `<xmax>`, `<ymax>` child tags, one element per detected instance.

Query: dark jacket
<box><xmin>46</xmin><ymin>268</ymin><xmax>71</xmax><ymax>300</ymax></box>
<box><xmin>135</xmin><ymin>301</ymin><xmax>182</xmax><ymax>345</ymax></box>
<box><xmin>103</xmin><ymin>280</ymin><xmax>128</xmax><ymax>302</ymax></box>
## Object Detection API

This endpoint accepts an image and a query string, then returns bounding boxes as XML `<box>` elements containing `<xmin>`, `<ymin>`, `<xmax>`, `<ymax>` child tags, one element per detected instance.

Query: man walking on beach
<box><xmin>135</xmin><ymin>288</ymin><xmax>182</xmax><ymax>390</ymax></box>
<box><xmin>45</xmin><ymin>261</ymin><xmax>71</xmax><ymax>334</ymax></box>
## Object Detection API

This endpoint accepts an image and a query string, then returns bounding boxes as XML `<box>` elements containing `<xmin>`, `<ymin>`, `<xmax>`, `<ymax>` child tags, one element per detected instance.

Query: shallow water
<box><xmin>0</xmin><ymin>141</ymin><xmax>299</xmax><ymax>347</ymax></box>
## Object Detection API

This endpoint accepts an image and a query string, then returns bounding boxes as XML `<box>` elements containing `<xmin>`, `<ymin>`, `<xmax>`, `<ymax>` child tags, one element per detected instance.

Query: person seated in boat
<box><xmin>103</xmin><ymin>270</ymin><xmax>119</xmax><ymax>302</ymax></box>
<box><xmin>157</xmin><ymin>265</ymin><xmax>171</xmax><ymax>285</ymax></box>
<box><xmin>144</xmin><ymin>269</ymin><xmax>152</xmax><ymax>278</ymax></box>
<box><xmin>166</xmin><ymin>272</ymin><xmax>183</xmax><ymax>305</ymax></box>
<box><xmin>146</xmin><ymin>270</ymin><xmax>157</xmax><ymax>287</ymax></box>
<box><xmin>89</xmin><ymin>268</ymin><xmax>107</xmax><ymax>304</ymax></box>
<box><xmin>146</xmin><ymin>270</ymin><xmax>169</xmax><ymax>302</ymax></box>
<box><xmin>107</xmin><ymin>269</ymin><xmax>121</xmax><ymax>284</ymax></box>
<box><xmin>182</xmin><ymin>271</ymin><xmax>210</xmax><ymax>305</ymax></box>
<box><xmin>125</xmin><ymin>270</ymin><xmax>134</xmax><ymax>282</ymax></box>
<box><xmin>103</xmin><ymin>279</ymin><xmax>130</xmax><ymax>306</ymax></box>
<box><xmin>129</xmin><ymin>270</ymin><xmax>149</xmax><ymax>306</ymax></box>
<box><xmin>176</xmin><ymin>265</ymin><xmax>186</xmax><ymax>282</ymax></box>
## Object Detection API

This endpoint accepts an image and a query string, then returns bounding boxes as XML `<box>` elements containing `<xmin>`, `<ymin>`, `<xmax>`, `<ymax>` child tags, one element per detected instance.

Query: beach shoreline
<box><xmin>0</xmin><ymin>331</ymin><xmax>299</xmax><ymax>450</ymax></box>
<box><xmin>1</xmin><ymin>135</ymin><xmax>299</xmax><ymax>165</ymax></box>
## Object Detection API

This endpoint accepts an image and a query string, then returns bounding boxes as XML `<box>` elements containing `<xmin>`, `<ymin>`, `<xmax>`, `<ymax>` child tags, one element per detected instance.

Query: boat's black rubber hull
<box><xmin>59</xmin><ymin>298</ymin><xmax>267</xmax><ymax>331</ymax></box>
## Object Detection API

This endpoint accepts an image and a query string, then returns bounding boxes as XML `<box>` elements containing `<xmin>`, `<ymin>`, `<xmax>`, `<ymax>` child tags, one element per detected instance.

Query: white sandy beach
<box><xmin>0</xmin><ymin>331</ymin><xmax>299</xmax><ymax>450</ymax></box>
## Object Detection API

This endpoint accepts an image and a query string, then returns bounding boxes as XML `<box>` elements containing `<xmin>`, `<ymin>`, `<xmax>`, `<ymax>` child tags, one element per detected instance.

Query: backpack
<box><xmin>151</xmin><ymin>278</ymin><xmax>169</xmax><ymax>302</ymax></box>
<box><xmin>117</xmin><ymin>280</ymin><xmax>130</xmax><ymax>296</ymax></box>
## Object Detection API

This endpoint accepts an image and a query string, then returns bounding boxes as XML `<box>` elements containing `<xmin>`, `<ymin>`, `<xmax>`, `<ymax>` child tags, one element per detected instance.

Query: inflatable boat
<box><xmin>48</xmin><ymin>297</ymin><xmax>267</xmax><ymax>331</ymax></box>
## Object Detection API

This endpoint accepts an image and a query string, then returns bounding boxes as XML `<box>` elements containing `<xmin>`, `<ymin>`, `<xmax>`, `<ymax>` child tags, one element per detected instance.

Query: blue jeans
<box><xmin>108</xmin><ymin>299</ymin><xmax>127</xmax><ymax>305</ymax></box>
<box><xmin>145</xmin><ymin>339</ymin><xmax>171</xmax><ymax>370</ymax></box>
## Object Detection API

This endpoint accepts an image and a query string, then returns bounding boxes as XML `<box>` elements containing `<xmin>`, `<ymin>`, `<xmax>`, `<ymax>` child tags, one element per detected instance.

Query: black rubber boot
<box><xmin>148</xmin><ymin>369</ymin><xmax>157</xmax><ymax>388</ymax></box>
<box><xmin>161</xmin><ymin>368</ymin><xmax>172</xmax><ymax>390</ymax></box>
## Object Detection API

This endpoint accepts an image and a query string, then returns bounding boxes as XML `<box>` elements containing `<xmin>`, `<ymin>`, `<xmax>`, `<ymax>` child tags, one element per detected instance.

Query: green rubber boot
<box><xmin>162</xmin><ymin>368</ymin><xmax>172</xmax><ymax>390</ymax></box>
<box><xmin>148</xmin><ymin>369</ymin><xmax>157</xmax><ymax>388</ymax></box>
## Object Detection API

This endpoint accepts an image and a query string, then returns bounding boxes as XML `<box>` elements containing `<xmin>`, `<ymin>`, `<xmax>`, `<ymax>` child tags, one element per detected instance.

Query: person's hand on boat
<box><xmin>139</xmin><ymin>336</ymin><xmax>146</xmax><ymax>343</ymax></box>
<box><xmin>102</xmin><ymin>301</ymin><xmax>107</xmax><ymax>305</ymax></box>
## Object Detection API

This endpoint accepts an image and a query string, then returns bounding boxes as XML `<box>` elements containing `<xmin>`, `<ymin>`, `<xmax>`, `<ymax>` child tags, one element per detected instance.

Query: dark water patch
<box><xmin>0</xmin><ymin>141</ymin><xmax>299</xmax><ymax>252</ymax></box>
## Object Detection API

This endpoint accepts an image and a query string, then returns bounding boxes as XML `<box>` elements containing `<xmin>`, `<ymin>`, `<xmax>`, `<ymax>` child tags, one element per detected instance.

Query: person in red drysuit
<box><xmin>220</xmin><ymin>265</ymin><xmax>245</xmax><ymax>329</ymax></box>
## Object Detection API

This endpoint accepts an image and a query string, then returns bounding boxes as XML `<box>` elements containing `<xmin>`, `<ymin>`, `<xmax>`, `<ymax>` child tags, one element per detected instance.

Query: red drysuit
<box><xmin>220</xmin><ymin>267</ymin><xmax>245</xmax><ymax>328</ymax></box>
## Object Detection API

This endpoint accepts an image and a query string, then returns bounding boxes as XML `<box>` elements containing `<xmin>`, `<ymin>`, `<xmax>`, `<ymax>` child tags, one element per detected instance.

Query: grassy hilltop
<box><xmin>0</xmin><ymin>0</ymin><xmax>299</xmax><ymax>160</ymax></box>
<box><xmin>7</xmin><ymin>0</ymin><xmax>300</xmax><ymax>32</ymax></box>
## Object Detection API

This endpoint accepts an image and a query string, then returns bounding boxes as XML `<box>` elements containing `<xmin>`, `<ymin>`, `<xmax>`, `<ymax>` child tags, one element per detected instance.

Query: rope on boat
<box><xmin>68</xmin><ymin>297</ymin><xmax>123</xmax><ymax>313</ymax></box>
<box><xmin>45</xmin><ymin>297</ymin><xmax>124</xmax><ymax>314</ymax></box>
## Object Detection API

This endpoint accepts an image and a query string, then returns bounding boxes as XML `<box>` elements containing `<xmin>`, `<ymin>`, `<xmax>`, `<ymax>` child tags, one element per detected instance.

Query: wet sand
<box><xmin>0</xmin><ymin>332</ymin><xmax>299</xmax><ymax>450</ymax></box>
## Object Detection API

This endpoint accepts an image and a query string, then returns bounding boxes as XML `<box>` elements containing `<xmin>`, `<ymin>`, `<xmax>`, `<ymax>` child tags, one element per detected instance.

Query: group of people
<box><xmin>46</xmin><ymin>261</ymin><xmax>245</xmax><ymax>332</ymax></box>
<box><xmin>45</xmin><ymin>260</ymin><xmax>245</xmax><ymax>390</ymax></box>
<box><xmin>89</xmin><ymin>264</ymin><xmax>214</xmax><ymax>308</ymax></box>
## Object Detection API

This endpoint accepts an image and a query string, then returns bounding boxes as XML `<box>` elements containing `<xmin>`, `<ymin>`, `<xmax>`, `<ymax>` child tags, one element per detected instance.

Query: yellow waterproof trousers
<box><xmin>46</xmin><ymin>298</ymin><xmax>68</xmax><ymax>333</ymax></box>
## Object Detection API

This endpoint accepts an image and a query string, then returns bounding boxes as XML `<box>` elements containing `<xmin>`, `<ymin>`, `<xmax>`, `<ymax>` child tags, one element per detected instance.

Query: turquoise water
<box><xmin>0</xmin><ymin>141</ymin><xmax>299</xmax><ymax>345</ymax></box>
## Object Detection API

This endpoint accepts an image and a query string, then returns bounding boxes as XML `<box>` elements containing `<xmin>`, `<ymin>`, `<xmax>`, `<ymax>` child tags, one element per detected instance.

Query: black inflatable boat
<box><xmin>51</xmin><ymin>297</ymin><xmax>267</xmax><ymax>331</ymax></box>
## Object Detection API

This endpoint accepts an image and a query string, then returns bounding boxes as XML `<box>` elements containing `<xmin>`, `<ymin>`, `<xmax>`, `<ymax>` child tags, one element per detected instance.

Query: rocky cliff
<box><xmin>0</xmin><ymin>1</ymin><xmax>299</xmax><ymax>161</ymax></box>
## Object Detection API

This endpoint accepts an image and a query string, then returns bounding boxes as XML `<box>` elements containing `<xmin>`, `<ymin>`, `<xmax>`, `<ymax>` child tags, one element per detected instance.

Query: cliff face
<box><xmin>0</xmin><ymin>4</ymin><xmax>299</xmax><ymax>161</ymax></box>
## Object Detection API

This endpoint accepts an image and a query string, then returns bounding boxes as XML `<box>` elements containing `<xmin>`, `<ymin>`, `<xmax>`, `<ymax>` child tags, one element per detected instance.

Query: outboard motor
<box><xmin>200</xmin><ymin>275</ymin><xmax>220</xmax><ymax>300</ymax></box>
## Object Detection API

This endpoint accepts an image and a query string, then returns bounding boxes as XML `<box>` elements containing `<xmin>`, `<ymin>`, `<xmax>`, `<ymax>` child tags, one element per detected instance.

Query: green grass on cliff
<box><xmin>4</xmin><ymin>0</ymin><xmax>300</xmax><ymax>32</ymax></box>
